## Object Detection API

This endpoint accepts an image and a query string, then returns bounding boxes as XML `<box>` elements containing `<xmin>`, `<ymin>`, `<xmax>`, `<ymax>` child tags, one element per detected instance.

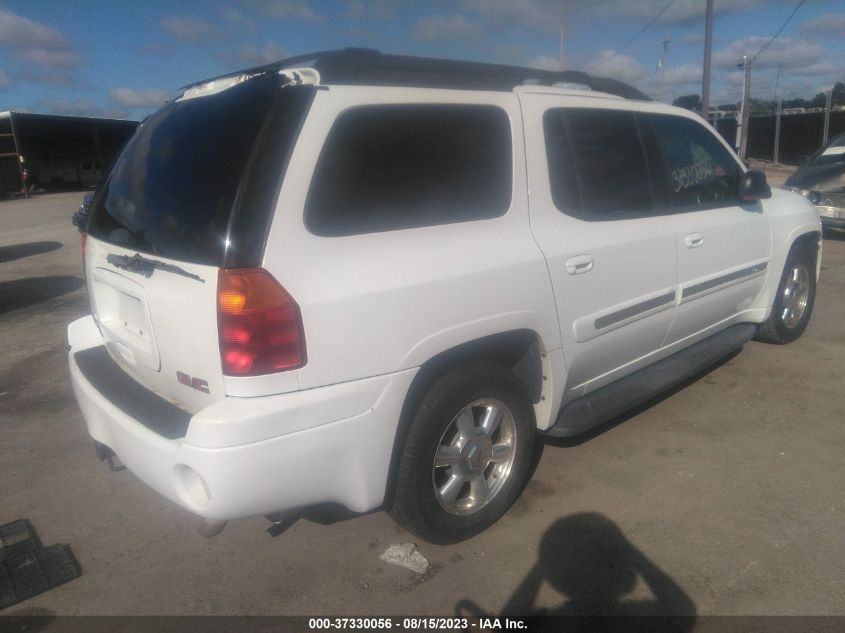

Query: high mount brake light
<box><xmin>217</xmin><ymin>268</ymin><xmax>306</xmax><ymax>376</ymax></box>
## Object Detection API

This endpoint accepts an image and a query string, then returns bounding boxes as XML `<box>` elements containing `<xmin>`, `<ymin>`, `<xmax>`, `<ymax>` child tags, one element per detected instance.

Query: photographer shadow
<box><xmin>458</xmin><ymin>513</ymin><xmax>696</xmax><ymax>629</ymax></box>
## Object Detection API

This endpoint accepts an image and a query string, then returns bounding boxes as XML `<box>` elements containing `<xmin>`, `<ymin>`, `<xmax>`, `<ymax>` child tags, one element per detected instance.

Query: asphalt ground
<box><xmin>0</xmin><ymin>186</ymin><xmax>843</xmax><ymax>618</ymax></box>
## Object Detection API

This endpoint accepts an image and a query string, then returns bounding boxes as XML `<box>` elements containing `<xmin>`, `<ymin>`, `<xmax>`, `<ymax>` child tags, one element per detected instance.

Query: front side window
<box><xmin>544</xmin><ymin>108</ymin><xmax>654</xmax><ymax>217</ymax></box>
<box><xmin>649</xmin><ymin>114</ymin><xmax>742</xmax><ymax>209</ymax></box>
<box><xmin>305</xmin><ymin>104</ymin><xmax>512</xmax><ymax>236</ymax></box>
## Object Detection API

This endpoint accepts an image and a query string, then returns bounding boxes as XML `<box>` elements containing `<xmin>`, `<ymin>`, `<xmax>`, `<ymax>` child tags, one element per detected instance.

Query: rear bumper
<box><xmin>68</xmin><ymin>315</ymin><xmax>416</xmax><ymax>521</ymax></box>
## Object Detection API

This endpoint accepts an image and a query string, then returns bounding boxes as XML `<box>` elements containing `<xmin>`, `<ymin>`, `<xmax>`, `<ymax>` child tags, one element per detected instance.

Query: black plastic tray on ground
<box><xmin>0</xmin><ymin>520</ymin><xmax>81</xmax><ymax>610</ymax></box>
<box><xmin>0</xmin><ymin>520</ymin><xmax>41</xmax><ymax>563</ymax></box>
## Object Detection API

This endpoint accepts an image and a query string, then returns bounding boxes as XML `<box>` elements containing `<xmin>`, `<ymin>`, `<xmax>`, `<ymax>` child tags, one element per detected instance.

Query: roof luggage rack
<box><xmin>182</xmin><ymin>48</ymin><xmax>651</xmax><ymax>101</ymax></box>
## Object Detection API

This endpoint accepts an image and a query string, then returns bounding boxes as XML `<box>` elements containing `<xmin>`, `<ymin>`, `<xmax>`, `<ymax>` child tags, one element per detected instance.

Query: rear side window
<box><xmin>305</xmin><ymin>104</ymin><xmax>512</xmax><ymax>236</ymax></box>
<box><xmin>88</xmin><ymin>76</ymin><xmax>313</xmax><ymax>266</ymax></box>
<box><xmin>544</xmin><ymin>108</ymin><xmax>653</xmax><ymax>217</ymax></box>
<box><xmin>649</xmin><ymin>114</ymin><xmax>741</xmax><ymax>208</ymax></box>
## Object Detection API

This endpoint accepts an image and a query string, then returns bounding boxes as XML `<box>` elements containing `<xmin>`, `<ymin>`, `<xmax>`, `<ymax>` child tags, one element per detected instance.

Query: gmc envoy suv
<box><xmin>67</xmin><ymin>49</ymin><xmax>821</xmax><ymax>543</ymax></box>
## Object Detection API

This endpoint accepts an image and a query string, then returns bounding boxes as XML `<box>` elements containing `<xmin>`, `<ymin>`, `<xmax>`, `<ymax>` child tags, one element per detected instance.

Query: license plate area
<box><xmin>91</xmin><ymin>268</ymin><xmax>160</xmax><ymax>371</ymax></box>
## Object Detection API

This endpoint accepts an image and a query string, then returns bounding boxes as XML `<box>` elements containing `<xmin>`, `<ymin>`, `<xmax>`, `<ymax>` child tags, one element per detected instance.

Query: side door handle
<box><xmin>565</xmin><ymin>254</ymin><xmax>594</xmax><ymax>275</ymax></box>
<box><xmin>684</xmin><ymin>233</ymin><xmax>705</xmax><ymax>249</ymax></box>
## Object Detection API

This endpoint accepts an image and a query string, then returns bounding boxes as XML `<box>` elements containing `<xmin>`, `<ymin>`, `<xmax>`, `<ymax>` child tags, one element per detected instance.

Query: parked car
<box><xmin>72</xmin><ymin>191</ymin><xmax>95</xmax><ymax>233</ymax></box>
<box><xmin>784</xmin><ymin>133</ymin><xmax>845</xmax><ymax>230</ymax></box>
<box><xmin>66</xmin><ymin>49</ymin><xmax>822</xmax><ymax>543</ymax></box>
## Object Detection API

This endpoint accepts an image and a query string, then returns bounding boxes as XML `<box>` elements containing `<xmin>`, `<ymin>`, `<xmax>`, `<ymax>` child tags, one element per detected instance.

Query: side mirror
<box><xmin>739</xmin><ymin>170</ymin><xmax>771</xmax><ymax>202</ymax></box>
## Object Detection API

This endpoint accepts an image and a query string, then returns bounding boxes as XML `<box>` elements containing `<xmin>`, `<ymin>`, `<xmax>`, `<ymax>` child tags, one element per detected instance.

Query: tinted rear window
<box><xmin>305</xmin><ymin>104</ymin><xmax>512</xmax><ymax>236</ymax></box>
<box><xmin>89</xmin><ymin>76</ymin><xmax>312</xmax><ymax>266</ymax></box>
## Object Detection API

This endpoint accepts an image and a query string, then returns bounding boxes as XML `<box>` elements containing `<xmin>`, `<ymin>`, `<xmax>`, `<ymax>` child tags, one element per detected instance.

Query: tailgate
<box><xmin>86</xmin><ymin>237</ymin><xmax>222</xmax><ymax>412</ymax></box>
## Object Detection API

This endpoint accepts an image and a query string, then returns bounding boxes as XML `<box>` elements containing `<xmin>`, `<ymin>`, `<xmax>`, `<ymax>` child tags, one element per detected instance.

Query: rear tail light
<box><xmin>217</xmin><ymin>268</ymin><xmax>306</xmax><ymax>376</ymax></box>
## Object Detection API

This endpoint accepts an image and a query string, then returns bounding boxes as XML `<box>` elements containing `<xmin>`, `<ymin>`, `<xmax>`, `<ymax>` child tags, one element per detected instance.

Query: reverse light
<box><xmin>217</xmin><ymin>268</ymin><xmax>306</xmax><ymax>376</ymax></box>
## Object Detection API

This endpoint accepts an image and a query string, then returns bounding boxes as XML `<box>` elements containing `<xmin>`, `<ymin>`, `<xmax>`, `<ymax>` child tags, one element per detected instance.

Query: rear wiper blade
<box><xmin>106</xmin><ymin>253</ymin><xmax>205</xmax><ymax>283</ymax></box>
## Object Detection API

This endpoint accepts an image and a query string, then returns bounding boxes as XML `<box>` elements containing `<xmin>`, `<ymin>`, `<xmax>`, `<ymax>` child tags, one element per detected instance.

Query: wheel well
<box><xmin>793</xmin><ymin>231</ymin><xmax>821</xmax><ymax>258</ymax></box>
<box><xmin>383</xmin><ymin>329</ymin><xmax>545</xmax><ymax>508</ymax></box>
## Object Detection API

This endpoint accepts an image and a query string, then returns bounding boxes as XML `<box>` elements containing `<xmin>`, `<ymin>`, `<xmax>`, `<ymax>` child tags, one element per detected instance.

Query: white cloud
<box><xmin>661</xmin><ymin>63</ymin><xmax>702</xmax><ymax>85</ymax></box>
<box><xmin>800</xmin><ymin>13</ymin><xmax>845</xmax><ymax>38</ymax></box>
<box><xmin>235</xmin><ymin>42</ymin><xmax>291</xmax><ymax>66</ymax></box>
<box><xmin>527</xmin><ymin>55</ymin><xmax>562</xmax><ymax>71</ymax></box>
<box><xmin>713</xmin><ymin>37</ymin><xmax>825</xmax><ymax>71</ymax></box>
<box><xmin>109</xmin><ymin>88</ymin><xmax>171</xmax><ymax>108</ymax></box>
<box><xmin>42</xmin><ymin>98</ymin><xmax>99</xmax><ymax>116</ymax></box>
<box><xmin>461</xmin><ymin>0</ymin><xmax>564</xmax><ymax>34</ymax></box>
<box><xmin>17</xmin><ymin>47</ymin><xmax>81</xmax><ymax>67</ymax></box>
<box><xmin>459</xmin><ymin>0</ymin><xmax>764</xmax><ymax>34</ymax></box>
<box><xmin>161</xmin><ymin>16</ymin><xmax>215</xmax><ymax>42</ymax></box>
<box><xmin>679</xmin><ymin>32</ymin><xmax>705</xmax><ymax>46</ymax></box>
<box><xmin>413</xmin><ymin>14</ymin><xmax>482</xmax><ymax>41</ymax></box>
<box><xmin>589</xmin><ymin>50</ymin><xmax>649</xmax><ymax>83</ymax></box>
<box><xmin>0</xmin><ymin>7</ymin><xmax>81</xmax><ymax>73</ymax></box>
<box><xmin>605</xmin><ymin>0</ymin><xmax>762</xmax><ymax>25</ymax></box>
<box><xmin>0</xmin><ymin>8</ymin><xmax>68</xmax><ymax>49</ymax></box>
<box><xmin>39</xmin><ymin>98</ymin><xmax>129</xmax><ymax>119</ymax></box>
<box><xmin>238</xmin><ymin>0</ymin><xmax>321</xmax><ymax>23</ymax></box>
<box><xmin>220</xmin><ymin>6</ymin><xmax>257</xmax><ymax>35</ymax></box>
<box><xmin>15</xmin><ymin>68</ymin><xmax>79</xmax><ymax>87</ymax></box>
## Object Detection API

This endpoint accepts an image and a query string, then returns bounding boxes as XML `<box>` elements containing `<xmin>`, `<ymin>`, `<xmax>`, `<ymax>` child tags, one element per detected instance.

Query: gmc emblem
<box><xmin>176</xmin><ymin>371</ymin><xmax>210</xmax><ymax>394</ymax></box>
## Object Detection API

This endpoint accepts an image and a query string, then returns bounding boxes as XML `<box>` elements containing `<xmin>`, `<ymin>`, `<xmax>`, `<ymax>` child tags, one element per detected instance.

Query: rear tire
<box><xmin>755</xmin><ymin>242</ymin><xmax>817</xmax><ymax>344</ymax></box>
<box><xmin>389</xmin><ymin>361</ymin><xmax>535</xmax><ymax>544</ymax></box>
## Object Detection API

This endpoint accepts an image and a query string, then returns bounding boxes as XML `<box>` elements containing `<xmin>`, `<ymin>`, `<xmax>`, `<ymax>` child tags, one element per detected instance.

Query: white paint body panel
<box><xmin>85</xmin><ymin>237</ymin><xmax>223</xmax><ymax>413</ymax></box>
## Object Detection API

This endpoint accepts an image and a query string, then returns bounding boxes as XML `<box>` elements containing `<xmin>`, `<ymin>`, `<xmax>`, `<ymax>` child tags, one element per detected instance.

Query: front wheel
<box><xmin>389</xmin><ymin>361</ymin><xmax>536</xmax><ymax>544</ymax></box>
<box><xmin>755</xmin><ymin>242</ymin><xmax>817</xmax><ymax>344</ymax></box>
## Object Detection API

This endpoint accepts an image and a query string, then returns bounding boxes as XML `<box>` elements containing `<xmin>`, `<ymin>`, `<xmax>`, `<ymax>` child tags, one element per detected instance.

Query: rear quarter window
<box><xmin>304</xmin><ymin>104</ymin><xmax>512</xmax><ymax>236</ymax></box>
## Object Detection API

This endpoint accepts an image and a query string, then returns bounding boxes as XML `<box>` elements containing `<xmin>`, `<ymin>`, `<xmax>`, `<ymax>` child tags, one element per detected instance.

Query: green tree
<box><xmin>673</xmin><ymin>94</ymin><xmax>701</xmax><ymax>111</ymax></box>
<box><xmin>810</xmin><ymin>92</ymin><xmax>827</xmax><ymax>108</ymax></box>
<box><xmin>750</xmin><ymin>98</ymin><xmax>773</xmax><ymax>115</ymax></box>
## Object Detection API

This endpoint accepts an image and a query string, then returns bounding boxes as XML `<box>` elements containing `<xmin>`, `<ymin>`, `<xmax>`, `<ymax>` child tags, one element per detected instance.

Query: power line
<box><xmin>589</xmin><ymin>0</ymin><xmax>678</xmax><ymax>71</ymax></box>
<box><xmin>750</xmin><ymin>0</ymin><xmax>806</xmax><ymax>63</ymax></box>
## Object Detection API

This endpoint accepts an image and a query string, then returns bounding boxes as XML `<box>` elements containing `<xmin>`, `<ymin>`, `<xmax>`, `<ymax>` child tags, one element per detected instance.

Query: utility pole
<box><xmin>823</xmin><ymin>88</ymin><xmax>832</xmax><ymax>145</ymax></box>
<box><xmin>773</xmin><ymin>96</ymin><xmax>782</xmax><ymax>164</ymax></box>
<box><xmin>659</xmin><ymin>35</ymin><xmax>671</xmax><ymax>103</ymax></box>
<box><xmin>736</xmin><ymin>55</ymin><xmax>752</xmax><ymax>160</ymax></box>
<box><xmin>560</xmin><ymin>24</ymin><xmax>564</xmax><ymax>71</ymax></box>
<box><xmin>701</xmin><ymin>0</ymin><xmax>714</xmax><ymax>121</ymax></box>
<box><xmin>773</xmin><ymin>63</ymin><xmax>782</xmax><ymax>164</ymax></box>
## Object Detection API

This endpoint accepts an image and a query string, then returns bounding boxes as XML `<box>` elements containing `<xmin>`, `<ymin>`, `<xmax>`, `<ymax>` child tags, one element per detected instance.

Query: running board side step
<box><xmin>545</xmin><ymin>323</ymin><xmax>758</xmax><ymax>438</ymax></box>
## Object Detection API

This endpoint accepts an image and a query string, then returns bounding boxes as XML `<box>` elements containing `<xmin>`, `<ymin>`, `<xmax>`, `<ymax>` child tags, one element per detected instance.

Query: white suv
<box><xmin>67</xmin><ymin>49</ymin><xmax>821</xmax><ymax>543</ymax></box>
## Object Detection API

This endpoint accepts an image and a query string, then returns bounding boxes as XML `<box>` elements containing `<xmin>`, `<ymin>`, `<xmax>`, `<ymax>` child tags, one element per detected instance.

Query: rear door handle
<box><xmin>565</xmin><ymin>254</ymin><xmax>594</xmax><ymax>275</ymax></box>
<box><xmin>684</xmin><ymin>233</ymin><xmax>705</xmax><ymax>248</ymax></box>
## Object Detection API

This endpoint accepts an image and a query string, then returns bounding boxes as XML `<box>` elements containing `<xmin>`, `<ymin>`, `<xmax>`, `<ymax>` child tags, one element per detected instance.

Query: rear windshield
<box><xmin>89</xmin><ymin>75</ymin><xmax>313</xmax><ymax>266</ymax></box>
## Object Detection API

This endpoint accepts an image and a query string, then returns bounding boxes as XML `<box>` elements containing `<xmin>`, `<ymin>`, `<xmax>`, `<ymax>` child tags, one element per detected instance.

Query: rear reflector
<box><xmin>217</xmin><ymin>268</ymin><xmax>306</xmax><ymax>376</ymax></box>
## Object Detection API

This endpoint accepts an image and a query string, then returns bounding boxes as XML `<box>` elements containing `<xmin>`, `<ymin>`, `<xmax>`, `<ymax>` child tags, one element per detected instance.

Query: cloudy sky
<box><xmin>1</xmin><ymin>0</ymin><xmax>843</xmax><ymax>120</ymax></box>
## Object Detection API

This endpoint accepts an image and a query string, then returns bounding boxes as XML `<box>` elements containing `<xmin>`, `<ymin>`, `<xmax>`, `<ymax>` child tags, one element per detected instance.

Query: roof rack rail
<box><xmin>181</xmin><ymin>48</ymin><xmax>651</xmax><ymax>101</ymax></box>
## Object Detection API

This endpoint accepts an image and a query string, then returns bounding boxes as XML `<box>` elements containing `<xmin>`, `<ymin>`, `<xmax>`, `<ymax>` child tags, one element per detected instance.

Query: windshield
<box><xmin>810</xmin><ymin>136</ymin><xmax>845</xmax><ymax>167</ymax></box>
<box><xmin>88</xmin><ymin>75</ymin><xmax>313</xmax><ymax>266</ymax></box>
